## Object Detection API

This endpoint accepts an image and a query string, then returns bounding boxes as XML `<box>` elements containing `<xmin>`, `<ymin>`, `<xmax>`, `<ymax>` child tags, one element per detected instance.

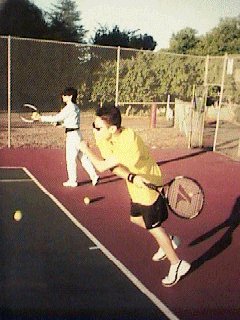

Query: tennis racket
<box><xmin>19</xmin><ymin>104</ymin><xmax>62</xmax><ymax>126</ymax></box>
<box><xmin>144</xmin><ymin>176</ymin><xmax>204</xmax><ymax>219</ymax></box>
<box><xmin>19</xmin><ymin>103</ymin><xmax>40</xmax><ymax>123</ymax></box>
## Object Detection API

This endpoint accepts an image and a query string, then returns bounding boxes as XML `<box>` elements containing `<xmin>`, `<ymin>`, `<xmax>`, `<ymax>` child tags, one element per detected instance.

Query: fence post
<box><xmin>197</xmin><ymin>55</ymin><xmax>210</xmax><ymax>148</ymax></box>
<box><xmin>115</xmin><ymin>46</ymin><xmax>120</xmax><ymax>107</ymax></box>
<box><xmin>165</xmin><ymin>94</ymin><xmax>172</xmax><ymax>120</ymax></box>
<box><xmin>188</xmin><ymin>85</ymin><xmax>195</xmax><ymax>149</ymax></box>
<box><xmin>213</xmin><ymin>53</ymin><xmax>228</xmax><ymax>152</ymax></box>
<box><xmin>7</xmin><ymin>35</ymin><xmax>11</xmax><ymax>148</ymax></box>
<box><xmin>150</xmin><ymin>103</ymin><xmax>157</xmax><ymax>128</ymax></box>
<box><xmin>204</xmin><ymin>55</ymin><xmax>209</xmax><ymax>87</ymax></box>
<box><xmin>237</xmin><ymin>138</ymin><xmax>240</xmax><ymax>158</ymax></box>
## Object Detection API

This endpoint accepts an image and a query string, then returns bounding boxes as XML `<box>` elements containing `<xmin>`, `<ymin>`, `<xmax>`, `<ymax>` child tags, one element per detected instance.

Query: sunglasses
<box><xmin>92</xmin><ymin>122</ymin><xmax>102</xmax><ymax>131</ymax></box>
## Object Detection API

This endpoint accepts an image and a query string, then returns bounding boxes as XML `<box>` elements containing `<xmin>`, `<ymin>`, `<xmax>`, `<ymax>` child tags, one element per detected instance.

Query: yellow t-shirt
<box><xmin>96</xmin><ymin>127</ymin><xmax>163</xmax><ymax>205</ymax></box>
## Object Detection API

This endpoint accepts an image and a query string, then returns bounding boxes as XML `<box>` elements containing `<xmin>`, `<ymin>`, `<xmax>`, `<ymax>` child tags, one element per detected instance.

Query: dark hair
<box><xmin>62</xmin><ymin>87</ymin><xmax>78</xmax><ymax>103</ymax></box>
<box><xmin>96</xmin><ymin>106</ymin><xmax>122</xmax><ymax>128</ymax></box>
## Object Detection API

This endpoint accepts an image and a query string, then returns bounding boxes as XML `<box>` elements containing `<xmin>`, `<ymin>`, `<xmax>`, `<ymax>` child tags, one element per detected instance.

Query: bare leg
<box><xmin>80</xmin><ymin>153</ymin><xmax>98</xmax><ymax>180</ymax></box>
<box><xmin>149</xmin><ymin>226</ymin><xmax>179</xmax><ymax>265</ymax></box>
<box><xmin>130</xmin><ymin>216</ymin><xmax>146</xmax><ymax>228</ymax></box>
<box><xmin>130</xmin><ymin>216</ymin><xmax>179</xmax><ymax>265</ymax></box>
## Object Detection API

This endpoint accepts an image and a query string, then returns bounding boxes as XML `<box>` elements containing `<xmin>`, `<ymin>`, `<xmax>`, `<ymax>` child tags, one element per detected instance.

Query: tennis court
<box><xmin>0</xmin><ymin>166</ymin><xmax>171</xmax><ymax>320</ymax></box>
<box><xmin>1</xmin><ymin>147</ymin><xmax>240</xmax><ymax>320</ymax></box>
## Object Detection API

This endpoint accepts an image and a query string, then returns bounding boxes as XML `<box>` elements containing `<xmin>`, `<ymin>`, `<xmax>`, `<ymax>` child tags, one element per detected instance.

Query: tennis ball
<box><xmin>84</xmin><ymin>197</ymin><xmax>90</xmax><ymax>205</ymax></box>
<box><xmin>14</xmin><ymin>210</ymin><xmax>22</xmax><ymax>221</ymax></box>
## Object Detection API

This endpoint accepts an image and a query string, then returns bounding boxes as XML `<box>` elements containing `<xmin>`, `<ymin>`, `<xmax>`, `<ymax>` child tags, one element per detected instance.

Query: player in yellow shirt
<box><xmin>79</xmin><ymin>106</ymin><xmax>191</xmax><ymax>287</ymax></box>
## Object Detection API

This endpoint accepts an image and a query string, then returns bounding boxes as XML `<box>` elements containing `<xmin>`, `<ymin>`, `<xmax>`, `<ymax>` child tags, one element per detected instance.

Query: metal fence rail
<box><xmin>0</xmin><ymin>36</ymin><xmax>239</xmax><ymax>159</ymax></box>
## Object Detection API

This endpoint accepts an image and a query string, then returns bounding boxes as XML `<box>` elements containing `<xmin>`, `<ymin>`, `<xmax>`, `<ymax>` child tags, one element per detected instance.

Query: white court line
<box><xmin>0</xmin><ymin>167</ymin><xmax>32</xmax><ymax>182</ymax></box>
<box><xmin>0</xmin><ymin>179</ymin><xmax>32</xmax><ymax>182</ymax></box>
<box><xmin>20</xmin><ymin>166</ymin><xmax>180</xmax><ymax>320</ymax></box>
<box><xmin>89</xmin><ymin>246</ymin><xmax>100</xmax><ymax>250</ymax></box>
<box><xmin>0</xmin><ymin>166</ymin><xmax>25</xmax><ymax>169</ymax></box>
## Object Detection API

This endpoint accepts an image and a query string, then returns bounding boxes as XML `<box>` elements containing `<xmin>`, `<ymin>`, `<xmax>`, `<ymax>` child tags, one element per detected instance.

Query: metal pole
<box><xmin>237</xmin><ymin>137</ymin><xmax>240</xmax><ymax>158</ymax></box>
<box><xmin>204</xmin><ymin>55</ymin><xmax>209</xmax><ymax>87</ymax></box>
<box><xmin>115</xmin><ymin>46</ymin><xmax>120</xmax><ymax>106</ymax></box>
<box><xmin>213</xmin><ymin>53</ymin><xmax>228</xmax><ymax>152</ymax></box>
<box><xmin>150</xmin><ymin>103</ymin><xmax>157</xmax><ymax>128</ymax></box>
<box><xmin>199</xmin><ymin>55</ymin><xmax>210</xmax><ymax>147</ymax></box>
<box><xmin>188</xmin><ymin>85</ymin><xmax>195</xmax><ymax>149</ymax></box>
<box><xmin>7</xmin><ymin>35</ymin><xmax>11</xmax><ymax>148</ymax></box>
<box><xmin>165</xmin><ymin>94</ymin><xmax>171</xmax><ymax>120</ymax></box>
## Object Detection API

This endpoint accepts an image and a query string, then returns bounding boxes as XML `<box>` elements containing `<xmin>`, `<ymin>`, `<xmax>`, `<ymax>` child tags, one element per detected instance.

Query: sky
<box><xmin>33</xmin><ymin>0</ymin><xmax>240</xmax><ymax>50</ymax></box>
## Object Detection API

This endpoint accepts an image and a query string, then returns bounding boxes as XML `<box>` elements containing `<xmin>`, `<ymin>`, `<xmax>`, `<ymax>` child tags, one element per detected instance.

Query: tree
<box><xmin>192</xmin><ymin>16</ymin><xmax>240</xmax><ymax>55</ymax></box>
<box><xmin>47</xmin><ymin>0</ymin><xmax>87</xmax><ymax>42</ymax></box>
<box><xmin>129</xmin><ymin>34</ymin><xmax>157</xmax><ymax>50</ymax></box>
<box><xmin>168</xmin><ymin>27</ymin><xmax>199</xmax><ymax>54</ymax></box>
<box><xmin>168</xmin><ymin>16</ymin><xmax>240</xmax><ymax>56</ymax></box>
<box><xmin>0</xmin><ymin>0</ymin><xmax>48</xmax><ymax>38</ymax></box>
<box><xmin>91</xmin><ymin>25</ymin><xmax>157</xmax><ymax>50</ymax></box>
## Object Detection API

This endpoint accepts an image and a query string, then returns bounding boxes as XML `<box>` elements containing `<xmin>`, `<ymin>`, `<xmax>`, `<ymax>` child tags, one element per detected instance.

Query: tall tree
<box><xmin>129</xmin><ymin>34</ymin><xmax>156</xmax><ymax>50</ymax></box>
<box><xmin>168</xmin><ymin>27</ymin><xmax>199</xmax><ymax>54</ymax></box>
<box><xmin>92</xmin><ymin>25</ymin><xmax>130</xmax><ymax>48</ymax></box>
<box><xmin>192</xmin><ymin>16</ymin><xmax>240</xmax><ymax>55</ymax></box>
<box><xmin>92</xmin><ymin>25</ymin><xmax>156</xmax><ymax>50</ymax></box>
<box><xmin>47</xmin><ymin>0</ymin><xmax>87</xmax><ymax>42</ymax></box>
<box><xmin>168</xmin><ymin>16</ymin><xmax>240</xmax><ymax>56</ymax></box>
<box><xmin>0</xmin><ymin>0</ymin><xmax>48</xmax><ymax>38</ymax></box>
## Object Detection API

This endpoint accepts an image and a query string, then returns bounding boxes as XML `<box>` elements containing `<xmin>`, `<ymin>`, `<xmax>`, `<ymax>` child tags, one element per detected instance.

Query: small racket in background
<box><xmin>145</xmin><ymin>176</ymin><xmax>204</xmax><ymax>219</ymax></box>
<box><xmin>19</xmin><ymin>103</ymin><xmax>40</xmax><ymax>123</ymax></box>
<box><xmin>19</xmin><ymin>104</ymin><xmax>62</xmax><ymax>126</ymax></box>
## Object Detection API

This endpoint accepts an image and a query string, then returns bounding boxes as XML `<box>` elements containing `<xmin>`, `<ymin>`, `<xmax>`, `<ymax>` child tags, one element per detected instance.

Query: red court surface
<box><xmin>0</xmin><ymin>147</ymin><xmax>240</xmax><ymax>319</ymax></box>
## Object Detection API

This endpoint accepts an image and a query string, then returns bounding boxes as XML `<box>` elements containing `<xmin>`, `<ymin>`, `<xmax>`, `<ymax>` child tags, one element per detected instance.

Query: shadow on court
<box><xmin>156</xmin><ymin>149</ymin><xmax>210</xmax><ymax>166</ymax></box>
<box><xmin>188</xmin><ymin>196</ymin><xmax>240</xmax><ymax>273</ymax></box>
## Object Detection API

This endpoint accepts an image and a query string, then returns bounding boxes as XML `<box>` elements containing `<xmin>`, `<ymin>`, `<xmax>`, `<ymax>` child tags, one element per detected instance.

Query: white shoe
<box><xmin>91</xmin><ymin>175</ymin><xmax>99</xmax><ymax>186</ymax></box>
<box><xmin>63</xmin><ymin>180</ymin><xmax>78</xmax><ymax>187</ymax></box>
<box><xmin>162</xmin><ymin>260</ymin><xmax>191</xmax><ymax>287</ymax></box>
<box><xmin>152</xmin><ymin>235</ymin><xmax>181</xmax><ymax>261</ymax></box>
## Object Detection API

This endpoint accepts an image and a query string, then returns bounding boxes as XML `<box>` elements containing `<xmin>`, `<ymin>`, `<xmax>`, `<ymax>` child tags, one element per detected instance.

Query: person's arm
<box><xmin>79</xmin><ymin>141</ymin><xmax>119</xmax><ymax>172</ymax></box>
<box><xmin>111</xmin><ymin>165</ymin><xmax>150</xmax><ymax>188</ymax></box>
<box><xmin>110</xmin><ymin>165</ymin><xmax>129</xmax><ymax>179</ymax></box>
<box><xmin>40</xmin><ymin>107</ymin><xmax>69</xmax><ymax>123</ymax></box>
<box><xmin>80</xmin><ymin>141</ymin><xmax>149</xmax><ymax>187</ymax></box>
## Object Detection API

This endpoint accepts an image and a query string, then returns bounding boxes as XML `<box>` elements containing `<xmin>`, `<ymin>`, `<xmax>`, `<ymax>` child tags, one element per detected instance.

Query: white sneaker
<box><xmin>152</xmin><ymin>235</ymin><xmax>181</xmax><ymax>261</ymax></box>
<box><xmin>162</xmin><ymin>260</ymin><xmax>191</xmax><ymax>287</ymax></box>
<box><xmin>91</xmin><ymin>175</ymin><xmax>99</xmax><ymax>186</ymax></box>
<box><xmin>63</xmin><ymin>180</ymin><xmax>78</xmax><ymax>187</ymax></box>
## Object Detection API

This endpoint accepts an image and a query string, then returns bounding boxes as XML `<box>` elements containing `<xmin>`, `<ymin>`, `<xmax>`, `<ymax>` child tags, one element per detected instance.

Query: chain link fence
<box><xmin>202</xmin><ymin>55</ymin><xmax>240</xmax><ymax>159</ymax></box>
<box><xmin>0</xmin><ymin>36</ymin><xmax>239</xmax><ymax>159</ymax></box>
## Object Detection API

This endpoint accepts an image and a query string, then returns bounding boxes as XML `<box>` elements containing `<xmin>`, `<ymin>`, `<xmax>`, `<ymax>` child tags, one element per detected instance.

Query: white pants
<box><xmin>65</xmin><ymin>130</ymin><xmax>97</xmax><ymax>183</ymax></box>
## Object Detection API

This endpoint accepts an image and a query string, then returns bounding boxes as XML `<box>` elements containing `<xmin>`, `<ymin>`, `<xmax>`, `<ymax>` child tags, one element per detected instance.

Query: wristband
<box><xmin>127</xmin><ymin>173</ymin><xmax>136</xmax><ymax>183</ymax></box>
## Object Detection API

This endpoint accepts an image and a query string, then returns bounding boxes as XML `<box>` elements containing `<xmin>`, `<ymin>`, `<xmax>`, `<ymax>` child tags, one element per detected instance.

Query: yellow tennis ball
<box><xmin>84</xmin><ymin>197</ymin><xmax>90</xmax><ymax>205</ymax></box>
<box><xmin>14</xmin><ymin>210</ymin><xmax>22</xmax><ymax>221</ymax></box>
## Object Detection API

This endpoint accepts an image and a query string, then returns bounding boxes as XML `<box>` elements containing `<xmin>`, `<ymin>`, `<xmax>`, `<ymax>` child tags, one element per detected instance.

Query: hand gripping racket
<box><xmin>144</xmin><ymin>176</ymin><xmax>204</xmax><ymax>219</ymax></box>
<box><xmin>19</xmin><ymin>103</ymin><xmax>40</xmax><ymax>123</ymax></box>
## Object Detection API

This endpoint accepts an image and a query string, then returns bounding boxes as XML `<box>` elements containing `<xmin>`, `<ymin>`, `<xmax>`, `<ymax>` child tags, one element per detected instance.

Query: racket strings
<box><xmin>167</xmin><ymin>178</ymin><xmax>204</xmax><ymax>219</ymax></box>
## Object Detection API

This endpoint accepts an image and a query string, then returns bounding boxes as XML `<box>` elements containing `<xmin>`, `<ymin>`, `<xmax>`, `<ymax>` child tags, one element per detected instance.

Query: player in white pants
<box><xmin>32</xmin><ymin>87</ymin><xmax>99</xmax><ymax>187</ymax></box>
<box><xmin>65</xmin><ymin>129</ymin><xmax>99</xmax><ymax>187</ymax></box>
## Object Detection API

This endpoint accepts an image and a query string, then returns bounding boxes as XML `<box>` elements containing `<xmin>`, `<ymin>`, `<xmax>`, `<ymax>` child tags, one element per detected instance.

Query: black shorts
<box><xmin>130</xmin><ymin>195</ymin><xmax>168</xmax><ymax>230</ymax></box>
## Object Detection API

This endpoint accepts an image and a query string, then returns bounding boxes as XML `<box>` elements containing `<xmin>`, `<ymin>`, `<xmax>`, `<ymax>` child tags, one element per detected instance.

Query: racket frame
<box><xmin>145</xmin><ymin>175</ymin><xmax>205</xmax><ymax>219</ymax></box>
<box><xmin>20</xmin><ymin>103</ymin><xmax>38</xmax><ymax>123</ymax></box>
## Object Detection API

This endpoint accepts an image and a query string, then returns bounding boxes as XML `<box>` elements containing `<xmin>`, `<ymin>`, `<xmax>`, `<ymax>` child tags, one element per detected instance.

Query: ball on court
<box><xmin>13</xmin><ymin>210</ymin><xmax>22</xmax><ymax>221</ymax></box>
<box><xmin>84</xmin><ymin>197</ymin><xmax>90</xmax><ymax>205</ymax></box>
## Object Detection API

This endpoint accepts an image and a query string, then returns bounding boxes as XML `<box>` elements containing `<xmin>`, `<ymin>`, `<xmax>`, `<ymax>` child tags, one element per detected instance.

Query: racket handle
<box><xmin>31</xmin><ymin>111</ymin><xmax>41</xmax><ymax>121</ymax></box>
<box><xmin>144</xmin><ymin>182</ymin><xmax>159</xmax><ymax>191</ymax></box>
